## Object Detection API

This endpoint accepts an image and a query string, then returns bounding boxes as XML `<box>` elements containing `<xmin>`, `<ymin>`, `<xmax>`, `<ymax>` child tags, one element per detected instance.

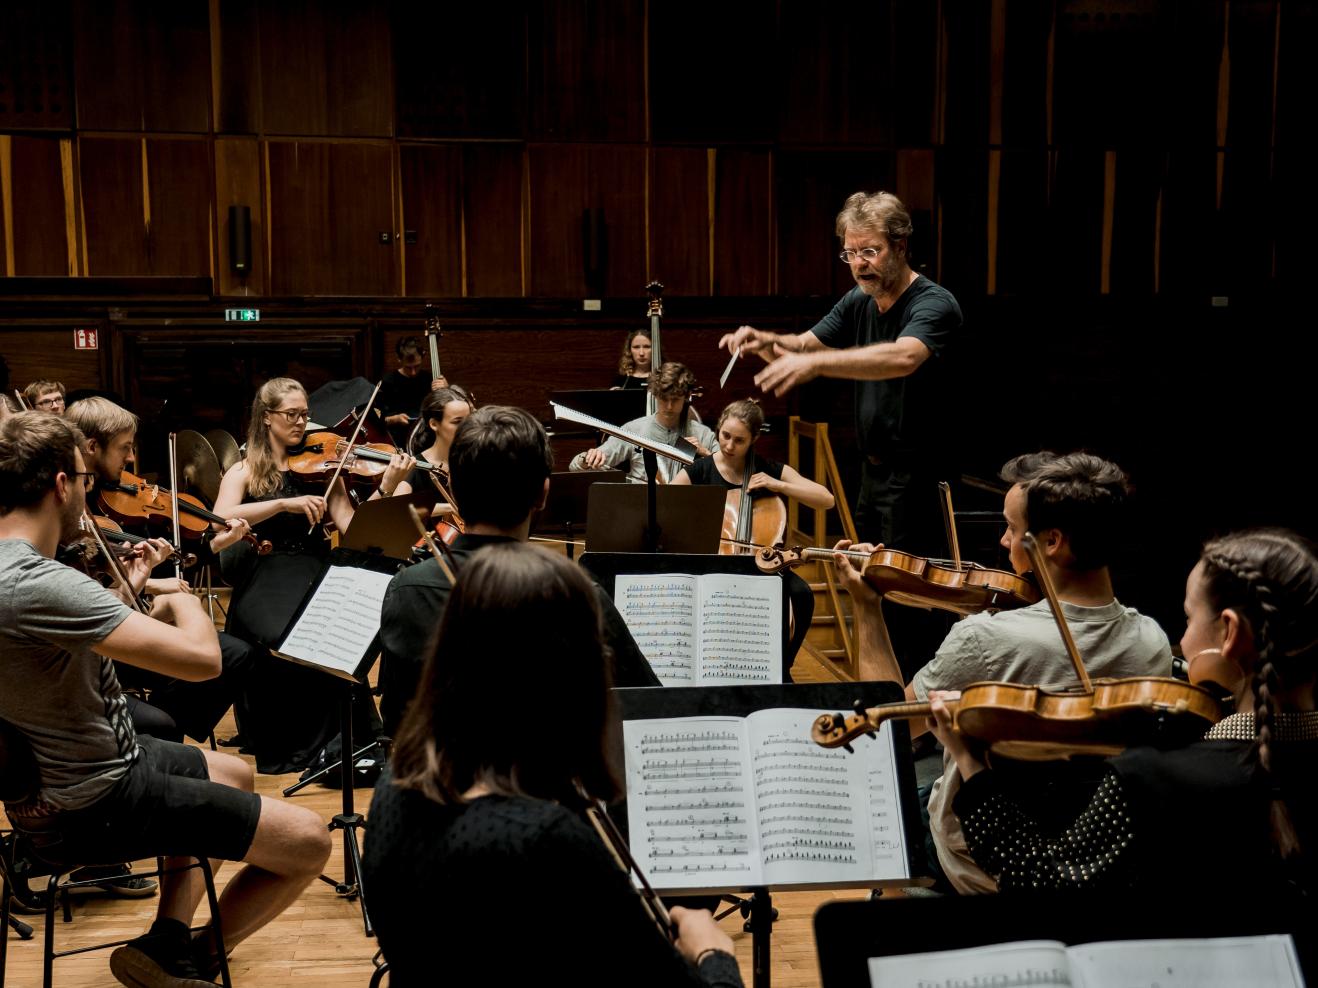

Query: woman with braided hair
<box><xmin>926</xmin><ymin>528</ymin><xmax>1318</xmax><ymax>896</ymax></box>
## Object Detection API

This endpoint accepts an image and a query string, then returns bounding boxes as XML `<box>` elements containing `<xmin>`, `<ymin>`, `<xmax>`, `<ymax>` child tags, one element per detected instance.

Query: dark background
<box><xmin>2</xmin><ymin>0</ymin><xmax>1315</xmax><ymax>636</ymax></box>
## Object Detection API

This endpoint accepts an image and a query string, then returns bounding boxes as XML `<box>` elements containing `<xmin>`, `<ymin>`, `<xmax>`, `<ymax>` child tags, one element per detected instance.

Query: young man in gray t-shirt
<box><xmin>0</xmin><ymin>412</ymin><xmax>332</xmax><ymax>986</ymax></box>
<box><xmin>831</xmin><ymin>451</ymin><xmax>1173</xmax><ymax>894</ymax></box>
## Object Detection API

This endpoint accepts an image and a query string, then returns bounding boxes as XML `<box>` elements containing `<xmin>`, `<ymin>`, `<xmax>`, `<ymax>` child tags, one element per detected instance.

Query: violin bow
<box><xmin>585</xmin><ymin>800</ymin><xmax>675</xmax><ymax>942</ymax></box>
<box><xmin>938</xmin><ymin>480</ymin><xmax>962</xmax><ymax>571</ymax></box>
<box><xmin>407</xmin><ymin>504</ymin><xmax>458</xmax><ymax>585</ymax></box>
<box><xmin>1022</xmin><ymin>532</ymin><xmax>1093</xmax><ymax>692</ymax></box>
<box><xmin>166</xmin><ymin>433</ymin><xmax>184</xmax><ymax>580</ymax></box>
<box><xmin>81</xmin><ymin>512</ymin><xmax>150</xmax><ymax>614</ymax></box>
<box><xmin>14</xmin><ymin>389</ymin><xmax>33</xmax><ymax>411</ymax></box>
<box><xmin>310</xmin><ymin>380</ymin><xmax>383</xmax><ymax>534</ymax></box>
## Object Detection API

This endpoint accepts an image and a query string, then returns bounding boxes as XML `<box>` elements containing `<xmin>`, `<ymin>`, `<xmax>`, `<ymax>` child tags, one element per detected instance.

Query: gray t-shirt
<box><xmin>913</xmin><ymin>597</ymin><xmax>1172</xmax><ymax>894</ymax></box>
<box><xmin>568</xmin><ymin>414</ymin><xmax>716</xmax><ymax>484</ymax></box>
<box><xmin>0</xmin><ymin>539</ymin><xmax>136</xmax><ymax>813</ymax></box>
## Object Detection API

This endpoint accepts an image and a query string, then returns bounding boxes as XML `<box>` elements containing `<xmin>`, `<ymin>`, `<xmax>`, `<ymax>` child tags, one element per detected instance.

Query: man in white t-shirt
<box><xmin>832</xmin><ymin>451</ymin><xmax>1172</xmax><ymax>893</ymax></box>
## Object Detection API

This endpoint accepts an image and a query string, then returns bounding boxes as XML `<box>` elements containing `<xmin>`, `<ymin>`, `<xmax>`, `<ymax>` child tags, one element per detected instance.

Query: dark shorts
<box><xmin>20</xmin><ymin>737</ymin><xmax>262</xmax><ymax>868</ymax></box>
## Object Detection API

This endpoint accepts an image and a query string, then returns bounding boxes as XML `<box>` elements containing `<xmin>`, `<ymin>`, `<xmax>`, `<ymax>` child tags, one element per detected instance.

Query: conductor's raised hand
<box><xmin>283</xmin><ymin>494</ymin><xmax>327</xmax><ymax>524</ymax></box>
<box><xmin>753</xmin><ymin>347</ymin><xmax>820</xmax><ymax>397</ymax></box>
<box><xmin>718</xmin><ymin>325</ymin><xmax>777</xmax><ymax>359</ymax></box>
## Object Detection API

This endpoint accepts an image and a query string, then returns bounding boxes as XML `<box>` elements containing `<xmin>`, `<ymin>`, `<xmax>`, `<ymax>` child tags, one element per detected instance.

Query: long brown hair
<box><xmin>390</xmin><ymin>542</ymin><xmax>620</xmax><ymax>808</ymax></box>
<box><xmin>243</xmin><ymin>377</ymin><xmax>306</xmax><ymax>498</ymax></box>
<box><xmin>617</xmin><ymin>328</ymin><xmax>651</xmax><ymax>377</ymax></box>
<box><xmin>1199</xmin><ymin>528</ymin><xmax>1318</xmax><ymax>870</ymax></box>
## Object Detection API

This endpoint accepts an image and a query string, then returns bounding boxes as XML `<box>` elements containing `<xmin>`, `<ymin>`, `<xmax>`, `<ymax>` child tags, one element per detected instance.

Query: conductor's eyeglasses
<box><xmin>838</xmin><ymin>247</ymin><xmax>883</xmax><ymax>264</ymax></box>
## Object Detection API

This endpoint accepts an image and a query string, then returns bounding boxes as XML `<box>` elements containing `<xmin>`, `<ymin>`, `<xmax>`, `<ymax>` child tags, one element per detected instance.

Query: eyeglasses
<box><xmin>35</xmin><ymin>397</ymin><xmax>65</xmax><ymax>409</ymax></box>
<box><xmin>72</xmin><ymin>471</ymin><xmax>97</xmax><ymax>491</ymax></box>
<box><xmin>272</xmin><ymin>409</ymin><xmax>310</xmax><ymax>424</ymax></box>
<box><xmin>838</xmin><ymin>247</ymin><xmax>884</xmax><ymax>264</ymax></box>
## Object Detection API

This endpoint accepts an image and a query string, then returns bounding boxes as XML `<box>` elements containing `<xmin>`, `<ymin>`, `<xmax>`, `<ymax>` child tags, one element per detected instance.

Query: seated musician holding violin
<box><xmin>671</xmin><ymin>398</ymin><xmax>834</xmax><ymax>675</ymax></box>
<box><xmin>920</xmin><ymin>528</ymin><xmax>1318</xmax><ymax>898</ymax></box>
<box><xmin>833</xmin><ymin>451</ymin><xmax>1172</xmax><ymax>894</ymax></box>
<box><xmin>364</xmin><ymin>541</ymin><xmax>743</xmax><ymax>987</ymax></box>
<box><xmin>378</xmin><ymin>404</ymin><xmax>660</xmax><ymax>737</ymax></box>
<box><xmin>0</xmin><ymin>411</ymin><xmax>332</xmax><ymax>987</ymax></box>
<box><xmin>569</xmin><ymin>361</ymin><xmax>715</xmax><ymax>484</ymax></box>
<box><xmin>65</xmin><ymin>396</ymin><xmax>262</xmax><ymax>748</ymax></box>
<box><xmin>375</xmin><ymin>385</ymin><xmax>473</xmax><ymax>502</ymax></box>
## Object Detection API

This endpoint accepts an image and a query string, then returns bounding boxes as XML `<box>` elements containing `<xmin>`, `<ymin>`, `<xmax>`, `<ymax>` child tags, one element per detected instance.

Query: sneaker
<box><xmin>110</xmin><ymin>919</ymin><xmax>216</xmax><ymax>987</ymax></box>
<box><xmin>67</xmin><ymin>863</ymin><xmax>159</xmax><ymax>899</ymax></box>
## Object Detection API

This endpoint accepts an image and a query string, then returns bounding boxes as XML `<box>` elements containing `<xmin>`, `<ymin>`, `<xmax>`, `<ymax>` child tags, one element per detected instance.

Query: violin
<box><xmin>757</xmin><ymin>544</ymin><xmax>1039</xmax><ymax>615</ymax></box>
<box><xmin>289</xmin><ymin>432</ymin><xmax>450</xmax><ymax>483</ymax></box>
<box><xmin>91</xmin><ymin>514</ymin><xmax>196</xmax><ymax>568</ymax></box>
<box><xmin>99</xmin><ymin>470</ymin><xmax>271</xmax><ymax>555</ymax></box>
<box><xmin>811</xmin><ymin>532</ymin><xmax>1222</xmax><ymax>761</ymax></box>
<box><xmin>58</xmin><ymin>514</ymin><xmax>154</xmax><ymax>613</ymax></box>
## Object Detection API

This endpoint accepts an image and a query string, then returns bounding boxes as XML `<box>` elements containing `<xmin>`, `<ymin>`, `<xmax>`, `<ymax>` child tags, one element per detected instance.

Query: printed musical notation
<box><xmin>277</xmin><ymin>565</ymin><xmax>392</xmax><ymax>675</ymax></box>
<box><xmin>623</xmin><ymin>709</ymin><xmax>911</xmax><ymax>890</ymax></box>
<box><xmin>615</xmin><ymin>573</ymin><xmax>783</xmax><ymax>686</ymax></box>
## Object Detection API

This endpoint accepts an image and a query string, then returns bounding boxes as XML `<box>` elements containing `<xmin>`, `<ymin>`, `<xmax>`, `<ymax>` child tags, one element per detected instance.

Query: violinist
<box><xmin>611</xmin><ymin>328</ymin><xmax>653</xmax><ymax>390</ymax></box>
<box><xmin>364</xmin><ymin>542</ymin><xmax>743</xmax><ymax>987</ymax></box>
<box><xmin>66</xmin><ymin>396</ymin><xmax>264</xmax><ymax>748</ymax></box>
<box><xmin>383</xmin><ymin>385</ymin><xmax>473</xmax><ymax>499</ymax></box>
<box><xmin>929</xmin><ymin>528</ymin><xmax>1318</xmax><ymax>897</ymax></box>
<box><xmin>832</xmin><ymin>451</ymin><xmax>1171</xmax><ymax>894</ymax></box>
<box><xmin>212</xmin><ymin>377</ymin><xmax>387</xmax><ymax>774</ymax></box>
<box><xmin>0</xmin><ymin>412</ymin><xmax>331</xmax><ymax>987</ymax></box>
<box><xmin>377</xmin><ymin>405</ymin><xmax>660</xmax><ymax>737</ymax></box>
<box><xmin>569</xmin><ymin>362</ymin><xmax>715</xmax><ymax>484</ymax></box>
<box><xmin>670</xmin><ymin>398</ymin><xmax>834</xmax><ymax>675</ymax></box>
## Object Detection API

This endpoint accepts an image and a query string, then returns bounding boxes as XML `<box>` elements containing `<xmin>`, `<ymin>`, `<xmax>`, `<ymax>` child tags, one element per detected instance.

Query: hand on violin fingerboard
<box><xmin>123</xmin><ymin>538</ymin><xmax>174</xmax><ymax>589</ymax></box>
<box><xmin>829</xmin><ymin>539</ymin><xmax>882</xmax><ymax>605</ymax></box>
<box><xmin>927</xmin><ymin>691</ymin><xmax>986</xmax><ymax>779</ymax></box>
<box><xmin>209</xmin><ymin>518</ymin><xmax>252</xmax><ymax>553</ymax></box>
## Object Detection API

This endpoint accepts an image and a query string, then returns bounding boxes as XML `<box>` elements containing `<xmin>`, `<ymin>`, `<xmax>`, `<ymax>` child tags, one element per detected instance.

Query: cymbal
<box><xmin>204</xmin><ymin>428</ymin><xmax>242</xmax><ymax>473</ymax></box>
<box><xmin>175</xmin><ymin>430</ymin><xmax>222</xmax><ymax>505</ymax></box>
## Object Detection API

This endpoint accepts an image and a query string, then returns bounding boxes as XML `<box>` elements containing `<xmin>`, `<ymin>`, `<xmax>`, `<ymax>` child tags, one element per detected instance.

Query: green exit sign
<box><xmin>225</xmin><ymin>308</ymin><xmax>260</xmax><ymax>322</ymax></box>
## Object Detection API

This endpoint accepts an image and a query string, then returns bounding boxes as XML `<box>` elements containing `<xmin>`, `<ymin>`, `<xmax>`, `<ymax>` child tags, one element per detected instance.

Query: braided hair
<box><xmin>1198</xmin><ymin>528</ymin><xmax>1318</xmax><ymax>868</ymax></box>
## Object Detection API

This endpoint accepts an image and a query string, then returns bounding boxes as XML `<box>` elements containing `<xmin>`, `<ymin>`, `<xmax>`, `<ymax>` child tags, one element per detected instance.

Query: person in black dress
<box><xmin>213</xmin><ymin>377</ymin><xmax>411</xmax><ymax>773</ymax></box>
<box><xmin>671</xmin><ymin>399</ymin><xmax>834</xmax><ymax>675</ymax></box>
<box><xmin>364</xmin><ymin>541</ymin><xmax>744</xmax><ymax>986</ymax></box>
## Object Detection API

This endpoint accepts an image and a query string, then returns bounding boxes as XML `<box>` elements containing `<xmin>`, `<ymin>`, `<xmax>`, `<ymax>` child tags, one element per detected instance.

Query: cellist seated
<box><xmin>830</xmin><ymin>451</ymin><xmax>1172</xmax><ymax>894</ymax></box>
<box><xmin>670</xmin><ymin>399</ymin><xmax>834</xmax><ymax>677</ymax></box>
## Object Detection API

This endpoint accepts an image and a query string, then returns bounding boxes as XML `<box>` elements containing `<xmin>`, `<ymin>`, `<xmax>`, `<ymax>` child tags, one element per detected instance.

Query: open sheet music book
<box><xmin>866</xmin><ymin>935</ymin><xmax>1305</xmax><ymax>988</ymax></box>
<box><xmin>272</xmin><ymin>564</ymin><xmax>393</xmax><ymax>681</ymax></box>
<box><xmin>550</xmin><ymin>401</ymin><xmax>695</xmax><ymax>466</ymax></box>
<box><xmin>623</xmin><ymin>709</ymin><xmax>909</xmax><ymax>891</ymax></box>
<box><xmin>614</xmin><ymin>572</ymin><xmax>783</xmax><ymax>686</ymax></box>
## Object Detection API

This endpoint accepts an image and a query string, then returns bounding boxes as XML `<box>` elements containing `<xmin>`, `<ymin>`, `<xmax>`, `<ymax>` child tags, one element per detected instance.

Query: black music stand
<box><xmin>532</xmin><ymin>470</ymin><xmax>625</xmax><ymax>558</ymax></box>
<box><xmin>340</xmin><ymin>490</ymin><xmax>439</xmax><ymax>561</ymax></box>
<box><xmin>584</xmin><ymin>483</ymin><xmax>725</xmax><ymax>554</ymax></box>
<box><xmin>612</xmin><ymin>682</ymin><xmax>925</xmax><ymax>988</ymax></box>
<box><xmin>270</xmin><ymin>547</ymin><xmax>396</xmax><ymax>938</ymax></box>
<box><xmin>814</xmin><ymin>892</ymin><xmax>1318</xmax><ymax>988</ymax></box>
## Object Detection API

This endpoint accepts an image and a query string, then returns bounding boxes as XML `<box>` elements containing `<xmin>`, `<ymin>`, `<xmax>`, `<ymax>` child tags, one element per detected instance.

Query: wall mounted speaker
<box><xmin>228</xmin><ymin>204</ymin><xmax>252</xmax><ymax>276</ymax></box>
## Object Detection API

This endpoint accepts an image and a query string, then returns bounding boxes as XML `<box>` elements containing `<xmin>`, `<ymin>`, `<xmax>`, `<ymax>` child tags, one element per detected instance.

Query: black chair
<box><xmin>0</xmin><ymin>719</ymin><xmax>232</xmax><ymax>987</ymax></box>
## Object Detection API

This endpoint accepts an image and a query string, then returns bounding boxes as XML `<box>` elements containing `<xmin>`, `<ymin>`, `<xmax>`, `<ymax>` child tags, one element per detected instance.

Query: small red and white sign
<box><xmin>74</xmin><ymin>328</ymin><xmax>99</xmax><ymax>350</ymax></box>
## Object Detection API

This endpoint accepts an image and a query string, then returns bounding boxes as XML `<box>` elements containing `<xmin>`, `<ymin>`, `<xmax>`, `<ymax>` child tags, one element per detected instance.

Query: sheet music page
<box><xmin>1068</xmin><ymin>935</ymin><xmax>1304</xmax><ymax>988</ymax></box>
<box><xmin>748</xmin><ymin>708</ymin><xmax>883</xmax><ymax>886</ymax></box>
<box><xmin>695</xmin><ymin>573</ymin><xmax>782</xmax><ymax>686</ymax></box>
<box><xmin>276</xmin><ymin>565</ymin><xmax>392</xmax><ymax>676</ymax></box>
<box><xmin>867</xmin><ymin>940</ymin><xmax>1074</xmax><ymax>988</ymax></box>
<box><xmin>623</xmin><ymin>716</ymin><xmax>763</xmax><ymax>889</ymax></box>
<box><xmin>614</xmin><ymin>574</ymin><xmax>699</xmax><ymax>686</ymax></box>
<box><xmin>856</xmin><ymin>721</ymin><xmax>910</xmax><ymax>880</ymax></box>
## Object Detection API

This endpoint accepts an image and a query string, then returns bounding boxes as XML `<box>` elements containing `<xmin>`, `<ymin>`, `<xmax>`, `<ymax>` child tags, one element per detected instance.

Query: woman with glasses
<box><xmin>212</xmin><ymin>378</ymin><xmax>390</xmax><ymax>773</ymax></box>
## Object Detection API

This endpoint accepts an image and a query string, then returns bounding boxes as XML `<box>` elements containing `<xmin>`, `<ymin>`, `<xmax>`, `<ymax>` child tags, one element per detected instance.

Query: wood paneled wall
<box><xmin>4</xmin><ymin>1</ymin><xmax>1311</xmax><ymax>300</ymax></box>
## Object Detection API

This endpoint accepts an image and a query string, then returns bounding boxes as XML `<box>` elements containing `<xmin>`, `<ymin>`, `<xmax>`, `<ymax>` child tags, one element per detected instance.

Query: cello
<box><xmin>811</xmin><ymin>532</ymin><xmax>1220</xmax><ymax>760</ymax></box>
<box><xmin>718</xmin><ymin>446</ymin><xmax>787</xmax><ymax>556</ymax></box>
